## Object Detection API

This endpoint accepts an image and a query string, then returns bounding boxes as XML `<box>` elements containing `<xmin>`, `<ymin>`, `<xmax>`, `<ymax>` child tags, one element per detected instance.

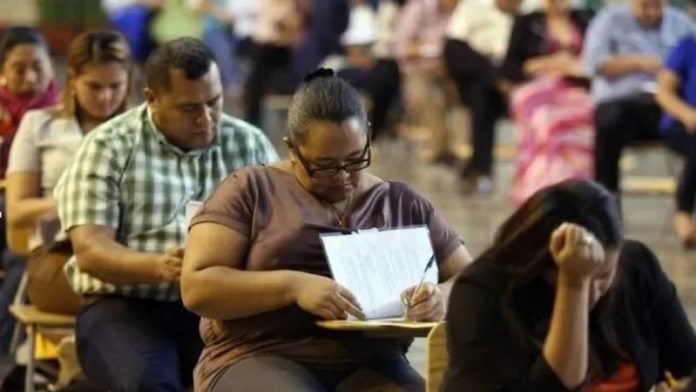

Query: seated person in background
<box><xmin>0</xmin><ymin>27</ymin><xmax>59</xmax><ymax>179</ymax></box>
<box><xmin>656</xmin><ymin>34</ymin><xmax>696</xmax><ymax>248</ymax></box>
<box><xmin>190</xmin><ymin>0</ymin><xmax>239</xmax><ymax>90</ymax></box>
<box><xmin>100</xmin><ymin>0</ymin><xmax>162</xmax><ymax>64</ymax></box>
<box><xmin>0</xmin><ymin>26</ymin><xmax>59</xmax><ymax>356</ymax></box>
<box><xmin>583</xmin><ymin>0</ymin><xmax>692</xmax><ymax>195</ymax></box>
<box><xmin>292</xmin><ymin>0</ymin><xmax>349</xmax><ymax>87</ymax></box>
<box><xmin>392</xmin><ymin>0</ymin><xmax>459</xmax><ymax>165</ymax></box>
<box><xmin>364</xmin><ymin>0</ymin><xmax>404</xmax><ymax>140</ymax></box>
<box><xmin>442</xmin><ymin>180</ymin><xmax>696</xmax><ymax>391</ymax></box>
<box><xmin>54</xmin><ymin>38</ymin><xmax>277</xmax><ymax>391</ymax></box>
<box><xmin>444</xmin><ymin>0</ymin><xmax>522</xmax><ymax>193</ymax></box>
<box><xmin>243</xmin><ymin>0</ymin><xmax>306</xmax><ymax>126</ymax></box>
<box><xmin>6</xmin><ymin>30</ymin><xmax>132</xmax><ymax>315</ymax></box>
<box><xmin>501</xmin><ymin>0</ymin><xmax>594</xmax><ymax>204</ymax></box>
<box><xmin>181</xmin><ymin>69</ymin><xmax>473</xmax><ymax>392</ymax></box>
<box><xmin>334</xmin><ymin>0</ymin><xmax>403</xmax><ymax>140</ymax></box>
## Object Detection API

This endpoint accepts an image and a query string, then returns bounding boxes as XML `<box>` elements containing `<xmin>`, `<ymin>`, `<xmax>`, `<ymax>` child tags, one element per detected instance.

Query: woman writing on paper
<box><xmin>442</xmin><ymin>180</ymin><xmax>696</xmax><ymax>391</ymax></box>
<box><xmin>181</xmin><ymin>69</ymin><xmax>472</xmax><ymax>391</ymax></box>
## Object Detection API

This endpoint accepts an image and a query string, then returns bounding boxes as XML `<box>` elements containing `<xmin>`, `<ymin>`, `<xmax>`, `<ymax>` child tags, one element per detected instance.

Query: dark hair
<box><xmin>57</xmin><ymin>29</ymin><xmax>131</xmax><ymax>118</ymax></box>
<box><xmin>286</xmin><ymin>68</ymin><xmax>368</xmax><ymax>145</ymax></box>
<box><xmin>145</xmin><ymin>37</ymin><xmax>216</xmax><ymax>91</ymax></box>
<box><xmin>0</xmin><ymin>26</ymin><xmax>48</xmax><ymax>66</ymax></box>
<box><xmin>481</xmin><ymin>180</ymin><xmax>626</xmax><ymax>381</ymax></box>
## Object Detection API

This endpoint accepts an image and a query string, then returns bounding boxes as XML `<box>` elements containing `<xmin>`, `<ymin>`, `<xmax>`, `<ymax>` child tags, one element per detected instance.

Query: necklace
<box><xmin>322</xmin><ymin>194</ymin><xmax>354</xmax><ymax>228</ymax></box>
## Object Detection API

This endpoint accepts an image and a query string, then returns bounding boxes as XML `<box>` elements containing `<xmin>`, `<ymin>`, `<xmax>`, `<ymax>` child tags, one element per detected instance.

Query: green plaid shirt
<box><xmin>55</xmin><ymin>104</ymin><xmax>278</xmax><ymax>301</ymax></box>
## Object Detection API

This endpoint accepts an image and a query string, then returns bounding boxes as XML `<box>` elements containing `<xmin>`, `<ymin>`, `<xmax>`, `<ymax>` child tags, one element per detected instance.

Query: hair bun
<box><xmin>303</xmin><ymin>68</ymin><xmax>335</xmax><ymax>83</ymax></box>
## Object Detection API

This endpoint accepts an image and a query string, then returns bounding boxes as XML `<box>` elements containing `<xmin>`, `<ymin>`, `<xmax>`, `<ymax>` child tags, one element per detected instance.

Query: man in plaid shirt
<box><xmin>54</xmin><ymin>37</ymin><xmax>277</xmax><ymax>391</ymax></box>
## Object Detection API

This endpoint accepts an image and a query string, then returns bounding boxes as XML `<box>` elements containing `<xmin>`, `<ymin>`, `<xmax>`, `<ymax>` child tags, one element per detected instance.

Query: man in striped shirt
<box><xmin>54</xmin><ymin>37</ymin><xmax>278</xmax><ymax>391</ymax></box>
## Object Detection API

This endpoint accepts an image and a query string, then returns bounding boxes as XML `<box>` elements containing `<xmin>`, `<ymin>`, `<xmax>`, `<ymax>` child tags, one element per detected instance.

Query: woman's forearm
<box><xmin>656</xmin><ymin>83</ymin><xmax>696</xmax><ymax>124</ymax></box>
<box><xmin>7</xmin><ymin>197</ymin><xmax>56</xmax><ymax>228</ymax></box>
<box><xmin>523</xmin><ymin>55</ymin><xmax>557</xmax><ymax>76</ymax></box>
<box><xmin>543</xmin><ymin>274</ymin><xmax>590</xmax><ymax>389</ymax></box>
<box><xmin>181</xmin><ymin>267</ymin><xmax>301</xmax><ymax>320</ymax></box>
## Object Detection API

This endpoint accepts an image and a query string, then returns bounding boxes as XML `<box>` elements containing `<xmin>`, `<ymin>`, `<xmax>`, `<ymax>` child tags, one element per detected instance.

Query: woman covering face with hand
<box><xmin>443</xmin><ymin>180</ymin><xmax>696</xmax><ymax>392</ymax></box>
<box><xmin>182</xmin><ymin>69</ymin><xmax>472</xmax><ymax>392</ymax></box>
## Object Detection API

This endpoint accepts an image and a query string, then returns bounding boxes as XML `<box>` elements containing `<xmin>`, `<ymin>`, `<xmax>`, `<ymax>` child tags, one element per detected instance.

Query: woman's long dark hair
<box><xmin>480</xmin><ymin>180</ymin><xmax>626</xmax><ymax>381</ymax></box>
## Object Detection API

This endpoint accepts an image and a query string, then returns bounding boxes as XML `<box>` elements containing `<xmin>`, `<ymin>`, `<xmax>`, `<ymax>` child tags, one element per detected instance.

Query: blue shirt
<box><xmin>583</xmin><ymin>4</ymin><xmax>693</xmax><ymax>104</ymax></box>
<box><xmin>660</xmin><ymin>34</ymin><xmax>696</xmax><ymax>132</ymax></box>
<box><xmin>201</xmin><ymin>0</ymin><xmax>228</xmax><ymax>34</ymax></box>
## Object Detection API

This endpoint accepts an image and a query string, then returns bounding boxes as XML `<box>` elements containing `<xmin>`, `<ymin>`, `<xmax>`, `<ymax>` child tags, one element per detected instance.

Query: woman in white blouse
<box><xmin>4</xmin><ymin>30</ymin><xmax>131</xmax><ymax>311</ymax></box>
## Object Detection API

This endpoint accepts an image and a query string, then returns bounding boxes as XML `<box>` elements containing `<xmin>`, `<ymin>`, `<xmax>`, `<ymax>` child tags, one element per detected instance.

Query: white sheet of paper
<box><xmin>184</xmin><ymin>201</ymin><xmax>203</xmax><ymax>243</ymax></box>
<box><xmin>320</xmin><ymin>226</ymin><xmax>438</xmax><ymax>320</ymax></box>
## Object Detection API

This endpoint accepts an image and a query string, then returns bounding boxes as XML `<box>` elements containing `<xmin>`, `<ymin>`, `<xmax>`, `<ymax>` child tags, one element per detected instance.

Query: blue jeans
<box><xmin>0</xmin><ymin>191</ymin><xmax>26</xmax><ymax>356</ymax></box>
<box><xmin>75</xmin><ymin>296</ymin><xmax>202</xmax><ymax>392</ymax></box>
<box><xmin>0</xmin><ymin>250</ymin><xmax>25</xmax><ymax>355</ymax></box>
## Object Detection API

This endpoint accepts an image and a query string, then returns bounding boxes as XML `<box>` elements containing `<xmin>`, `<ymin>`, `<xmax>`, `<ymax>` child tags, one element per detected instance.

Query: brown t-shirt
<box><xmin>189</xmin><ymin>165</ymin><xmax>462</xmax><ymax>391</ymax></box>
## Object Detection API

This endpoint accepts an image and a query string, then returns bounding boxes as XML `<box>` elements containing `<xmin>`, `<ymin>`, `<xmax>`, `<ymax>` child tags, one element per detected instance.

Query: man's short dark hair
<box><xmin>145</xmin><ymin>37</ymin><xmax>217</xmax><ymax>91</ymax></box>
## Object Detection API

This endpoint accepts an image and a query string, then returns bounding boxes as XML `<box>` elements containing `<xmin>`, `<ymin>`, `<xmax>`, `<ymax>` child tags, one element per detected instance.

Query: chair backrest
<box><xmin>426</xmin><ymin>322</ymin><xmax>449</xmax><ymax>392</ymax></box>
<box><xmin>7</xmin><ymin>225</ymin><xmax>31</xmax><ymax>257</ymax></box>
<box><xmin>0</xmin><ymin>181</ymin><xmax>30</xmax><ymax>256</ymax></box>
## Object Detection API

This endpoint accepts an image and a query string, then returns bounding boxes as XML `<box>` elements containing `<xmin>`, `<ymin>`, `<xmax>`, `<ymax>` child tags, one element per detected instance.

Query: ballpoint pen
<box><xmin>404</xmin><ymin>254</ymin><xmax>437</xmax><ymax>308</ymax></box>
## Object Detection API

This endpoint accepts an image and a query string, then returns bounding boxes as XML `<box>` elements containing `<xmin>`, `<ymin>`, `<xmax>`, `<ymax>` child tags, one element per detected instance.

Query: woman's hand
<box><xmin>679</xmin><ymin>110</ymin><xmax>696</xmax><ymax>133</ymax></box>
<box><xmin>401</xmin><ymin>282</ymin><xmax>446</xmax><ymax>321</ymax></box>
<box><xmin>549</xmin><ymin>223</ymin><xmax>605</xmax><ymax>287</ymax></box>
<box><xmin>290</xmin><ymin>272</ymin><xmax>364</xmax><ymax>320</ymax></box>
<box><xmin>655</xmin><ymin>377</ymin><xmax>690</xmax><ymax>392</ymax></box>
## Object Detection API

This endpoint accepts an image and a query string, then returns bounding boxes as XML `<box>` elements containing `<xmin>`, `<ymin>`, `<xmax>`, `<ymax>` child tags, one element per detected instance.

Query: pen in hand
<box><xmin>404</xmin><ymin>254</ymin><xmax>437</xmax><ymax>309</ymax></box>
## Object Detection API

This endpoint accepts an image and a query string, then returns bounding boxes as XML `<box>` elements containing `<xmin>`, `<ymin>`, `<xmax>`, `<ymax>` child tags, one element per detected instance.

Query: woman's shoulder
<box><xmin>18</xmin><ymin>108</ymin><xmax>56</xmax><ymax>127</ymax></box>
<box><xmin>618</xmin><ymin>239</ymin><xmax>666</xmax><ymax>289</ymax></box>
<box><xmin>219</xmin><ymin>164</ymin><xmax>293</xmax><ymax>193</ymax></box>
<box><xmin>15</xmin><ymin>108</ymin><xmax>69</xmax><ymax>137</ymax></box>
<box><xmin>383</xmin><ymin>180</ymin><xmax>431</xmax><ymax>202</ymax></box>
<box><xmin>455</xmin><ymin>256</ymin><xmax>509</xmax><ymax>290</ymax></box>
<box><xmin>226</xmin><ymin>164</ymin><xmax>279</xmax><ymax>182</ymax></box>
<box><xmin>447</xmin><ymin>259</ymin><xmax>510</xmax><ymax>340</ymax></box>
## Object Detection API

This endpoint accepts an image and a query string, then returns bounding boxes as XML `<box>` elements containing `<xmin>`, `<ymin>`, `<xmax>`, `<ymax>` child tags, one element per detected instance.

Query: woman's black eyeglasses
<box><xmin>292</xmin><ymin>140</ymin><xmax>371</xmax><ymax>178</ymax></box>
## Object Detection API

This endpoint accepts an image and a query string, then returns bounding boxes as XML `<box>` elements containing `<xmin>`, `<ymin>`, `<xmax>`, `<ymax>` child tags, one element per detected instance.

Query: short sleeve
<box><xmin>189</xmin><ymin>168</ymin><xmax>256</xmax><ymax>237</ymax></box>
<box><xmin>388</xmin><ymin>182</ymin><xmax>462</xmax><ymax>264</ymax></box>
<box><xmin>427</xmin><ymin>208</ymin><xmax>463</xmax><ymax>264</ymax></box>
<box><xmin>663</xmin><ymin>35</ymin><xmax>694</xmax><ymax>77</ymax></box>
<box><xmin>54</xmin><ymin>131</ymin><xmax>123</xmax><ymax>231</ymax></box>
<box><xmin>6</xmin><ymin>110</ymin><xmax>45</xmax><ymax>174</ymax></box>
